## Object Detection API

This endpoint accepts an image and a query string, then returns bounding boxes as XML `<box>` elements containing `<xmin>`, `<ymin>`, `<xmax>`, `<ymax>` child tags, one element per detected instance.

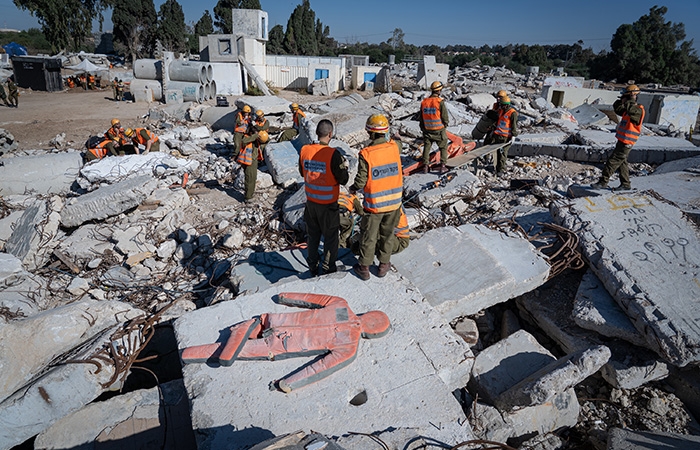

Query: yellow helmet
<box><xmin>500</xmin><ymin>96</ymin><xmax>511</xmax><ymax>105</ymax></box>
<box><xmin>625</xmin><ymin>84</ymin><xmax>640</xmax><ymax>94</ymax></box>
<box><xmin>365</xmin><ymin>113</ymin><xmax>389</xmax><ymax>133</ymax></box>
<box><xmin>257</xmin><ymin>130</ymin><xmax>269</xmax><ymax>143</ymax></box>
<box><xmin>111</xmin><ymin>118</ymin><xmax>120</xmax><ymax>126</ymax></box>
<box><xmin>124</xmin><ymin>128</ymin><xmax>134</xmax><ymax>137</ymax></box>
<box><xmin>290</xmin><ymin>103</ymin><xmax>299</xmax><ymax>111</ymax></box>
<box><xmin>496</xmin><ymin>89</ymin><xmax>508</xmax><ymax>98</ymax></box>
<box><xmin>242</xmin><ymin>105</ymin><xmax>252</xmax><ymax>113</ymax></box>
<box><xmin>430</xmin><ymin>81</ymin><xmax>443</xmax><ymax>92</ymax></box>
<box><xmin>255</xmin><ymin>109</ymin><xmax>264</xmax><ymax>118</ymax></box>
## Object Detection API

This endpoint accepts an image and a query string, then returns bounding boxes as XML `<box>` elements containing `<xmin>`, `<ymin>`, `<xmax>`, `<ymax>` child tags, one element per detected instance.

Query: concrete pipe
<box><xmin>133</xmin><ymin>59</ymin><xmax>163</xmax><ymax>80</ymax></box>
<box><xmin>130</xmin><ymin>78</ymin><xmax>163</xmax><ymax>101</ymax></box>
<box><xmin>208</xmin><ymin>80</ymin><xmax>217</xmax><ymax>99</ymax></box>
<box><xmin>169</xmin><ymin>60</ymin><xmax>207</xmax><ymax>84</ymax></box>
<box><xmin>205</xmin><ymin>64</ymin><xmax>213</xmax><ymax>83</ymax></box>
<box><xmin>167</xmin><ymin>81</ymin><xmax>205</xmax><ymax>103</ymax></box>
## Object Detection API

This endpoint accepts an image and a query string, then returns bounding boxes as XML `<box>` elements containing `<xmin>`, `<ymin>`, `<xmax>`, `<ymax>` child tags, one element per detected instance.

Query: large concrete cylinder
<box><xmin>130</xmin><ymin>78</ymin><xmax>163</xmax><ymax>101</ymax></box>
<box><xmin>208</xmin><ymin>80</ymin><xmax>217</xmax><ymax>99</ymax></box>
<box><xmin>201</xmin><ymin>107</ymin><xmax>237</xmax><ymax>131</ymax></box>
<box><xmin>205</xmin><ymin>64</ymin><xmax>213</xmax><ymax>83</ymax></box>
<box><xmin>133</xmin><ymin>59</ymin><xmax>163</xmax><ymax>80</ymax></box>
<box><xmin>169</xmin><ymin>60</ymin><xmax>207</xmax><ymax>83</ymax></box>
<box><xmin>167</xmin><ymin>81</ymin><xmax>204</xmax><ymax>103</ymax></box>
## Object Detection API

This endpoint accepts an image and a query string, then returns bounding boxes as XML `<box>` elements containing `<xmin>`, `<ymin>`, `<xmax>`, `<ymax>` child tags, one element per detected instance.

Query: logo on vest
<box><xmin>304</xmin><ymin>160</ymin><xmax>327</xmax><ymax>173</ymax></box>
<box><xmin>372</xmin><ymin>163</ymin><xmax>399</xmax><ymax>179</ymax></box>
<box><xmin>423</xmin><ymin>107</ymin><xmax>437</xmax><ymax>115</ymax></box>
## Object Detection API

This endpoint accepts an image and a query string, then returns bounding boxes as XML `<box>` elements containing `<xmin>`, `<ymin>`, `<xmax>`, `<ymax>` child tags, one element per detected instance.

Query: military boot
<box><xmin>377</xmin><ymin>262</ymin><xmax>392</xmax><ymax>278</ymax></box>
<box><xmin>353</xmin><ymin>263</ymin><xmax>370</xmax><ymax>281</ymax></box>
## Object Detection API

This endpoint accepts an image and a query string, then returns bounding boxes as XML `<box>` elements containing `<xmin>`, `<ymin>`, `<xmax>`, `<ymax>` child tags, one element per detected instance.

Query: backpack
<box><xmin>85</xmin><ymin>135</ymin><xmax>106</xmax><ymax>149</ymax></box>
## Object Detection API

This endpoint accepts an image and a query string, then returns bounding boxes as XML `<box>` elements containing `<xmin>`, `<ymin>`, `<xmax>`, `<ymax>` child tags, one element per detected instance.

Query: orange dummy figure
<box><xmin>180</xmin><ymin>292</ymin><xmax>391</xmax><ymax>393</ymax></box>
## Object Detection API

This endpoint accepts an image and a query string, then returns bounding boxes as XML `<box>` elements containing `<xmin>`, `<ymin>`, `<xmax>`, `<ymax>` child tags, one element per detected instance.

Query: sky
<box><xmin>1</xmin><ymin>0</ymin><xmax>700</xmax><ymax>54</ymax></box>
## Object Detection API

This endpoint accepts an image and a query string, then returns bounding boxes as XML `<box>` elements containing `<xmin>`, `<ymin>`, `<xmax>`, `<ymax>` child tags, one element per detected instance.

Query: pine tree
<box><xmin>110</xmin><ymin>0</ymin><xmax>157</xmax><ymax>62</ymax></box>
<box><xmin>194</xmin><ymin>10</ymin><xmax>214</xmax><ymax>37</ymax></box>
<box><xmin>156</xmin><ymin>0</ymin><xmax>187</xmax><ymax>54</ymax></box>
<box><xmin>267</xmin><ymin>24</ymin><xmax>285</xmax><ymax>54</ymax></box>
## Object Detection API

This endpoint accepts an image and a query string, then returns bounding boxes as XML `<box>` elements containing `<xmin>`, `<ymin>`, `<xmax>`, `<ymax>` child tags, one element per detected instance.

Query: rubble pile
<box><xmin>0</xmin><ymin>59</ymin><xmax>699</xmax><ymax>450</ymax></box>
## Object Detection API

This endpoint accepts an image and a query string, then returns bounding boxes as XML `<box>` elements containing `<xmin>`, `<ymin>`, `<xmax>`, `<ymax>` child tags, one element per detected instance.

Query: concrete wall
<box><xmin>265</xmin><ymin>55</ymin><xmax>345</xmax><ymax>91</ymax></box>
<box><xmin>541</xmin><ymin>86</ymin><xmax>620</xmax><ymax>109</ymax></box>
<box><xmin>200</xmin><ymin>35</ymin><xmax>238</xmax><ymax>62</ymax></box>
<box><xmin>352</xmin><ymin>65</ymin><xmax>380</xmax><ymax>89</ymax></box>
<box><xmin>237</xmin><ymin>37</ymin><xmax>265</xmax><ymax>67</ymax></box>
<box><xmin>638</xmin><ymin>93</ymin><xmax>700</xmax><ymax>133</ymax></box>
<box><xmin>416</xmin><ymin>56</ymin><xmax>449</xmax><ymax>89</ymax></box>
<box><xmin>231</xmin><ymin>9</ymin><xmax>268</xmax><ymax>41</ymax></box>
<box><xmin>210</xmin><ymin>62</ymin><xmax>243</xmax><ymax>95</ymax></box>
<box><xmin>543</xmin><ymin>76</ymin><xmax>584</xmax><ymax>89</ymax></box>
<box><xmin>307</xmin><ymin>63</ymin><xmax>342</xmax><ymax>92</ymax></box>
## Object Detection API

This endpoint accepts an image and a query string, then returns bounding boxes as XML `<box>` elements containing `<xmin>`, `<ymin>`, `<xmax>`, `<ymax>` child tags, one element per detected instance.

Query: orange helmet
<box><xmin>242</xmin><ymin>105</ymin><xmax>252</xmax><ymax>113</ymax></box>
<box><xmin>496</xmin><ymin>89</ymin><xmax>508</xmax><ymax>98</ymax></box>
<box><xmin>257</xmin><ymin>130</ymin><xmax>269</xmax><ymax>144</ymax></box>
<box><xmin>124</xmin><ymin>128</ymin><xmax>134</xmax><ymax>137</ymax></box>
<box><xmin>290</xmin><ymin>103</ymin><xmax>299</xmax><ymax>111</ymax></box>
<box><xmin>365</xmin><ymin>113</ymin><xmax>390</xmax><ymax>133</ymax></box>
<box><xmin>430</xmin><ymin>81</ymin><xmax>443</xmax><ymax>92</ymax></box>
<box><xmin>111</xmin><ymin>118</ymin><xmax>120</xmax><ymax>126</ymax></box>
<box><xmin>625</xmin><ymin>84</ymin><xmax>640</xmax><ymax>94</ymax></box>
<box><xmin>255</xmin><ymin>109</ymin><xmax>264</xmax><ymax>118</ymax></box>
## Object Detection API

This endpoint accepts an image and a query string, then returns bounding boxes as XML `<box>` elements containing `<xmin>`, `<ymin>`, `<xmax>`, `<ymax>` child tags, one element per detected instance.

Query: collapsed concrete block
<box><xmin>282</xmin><ymin>186</ymin><xmax>306</xmax><ymax>231</ymax></box>
<box><xmin>495</xmin><ymin>345</ymin><xmax>610</xmax><ymax>410</ymax></box>
<box><xmin>397</xmin><ymin>119</ymin><xmax>422</xmax><ymax>138</ymax></box>
<box><xmin>173</xmin><ymin>273</ymin><xmax>474</xmax><ymax>450</ymax></box>
<box><xmin>0</xmin><ymin>211</ymin><xmax>23</xmax><ymax>251</ymax></box>
<box><xmin>113</xmin><ymin>225</ymin><xmax>157</xmax><ymax>257</ymax></box>
<box><xmin>0</xmin><ymin>152</ymin><xmax>83</xmax><ymax>196</ymax></box>
<box><xmin>392</xmin><ymin>224</ymin><xmax>549</xmax><ymax>320</ymax></box>
<box><xmin>314</xmin><ymin>94</ymin><xmax>365</xmax><ymax>114</ymax></box>
<box><xmin>573</xmin><ymin>269</ymin><xmax>648</xmax><ymax>347</ymax></box>
<box><xmin>607</xmin><ymin>428</ymin><xmax>700</xmax><ymax>450</ymax></box>
<box><xmin>235</xmin><ymin>96</ymin><xmax>292</xmax><ymax>115</ymax></box>
<box><xmin>313</xmin><ymin>96</ymin><xmax>379</xmax><ymax>147</ymax></box>
<box><xmin>0</xmin><ymin>299</ymin><xmax>143</xmax><ymax>404</ymax></box>
<box><xmin>569</xmin><ymin>103</ymin><xmax>609</xmax><ymax>127</ymax></box>
<box><xmin>516</xmin><ymin>132</ymin><xmax>569</xmax><ymax>145</ymax></box>
<box><xmin>60</xmin><ymin>175</ymin><xmax>159</xmax><ymax>228</ymax></box>
<box><xmin>403</xmin><ymin>170</ymin><xmax>481</xmax><ymax>209</ymax></box>
<box><xmin>552</xmin><ymin>192</ymin><xmax>700</xmax><ymax>367</ymax></box>
<box><xmin>80</xmin><ymin>153</ymin><xmax>200</xmax><ymax>184</ymax></box>
<box><xmin>34</xmin><ymin>380</ymin><xmax>195</xmax><ymax>450</ymax></box>
<box><xmin>5</xmin><ymin>197</ymin><xmax>63</xmax><ymax>271</ymax></box>
<box><xmin>653</xmin><ymin>155</ymin><xmax>700</xmax><ymax>175</ymax></box>
<box><xmin>467</xmin><ymin>93</ymin><xmax>497</xmax><ymax>113</ymax></box>
<box><xmin>57</xmin><ymin>224</ymin><xmax>114</xmax><ymax>262</ymax></box>
<box><xmin>632</xmin><ymin>170</ymin><xmax>700</xmax><ymax>220</ymax></box>
<box><xmin>265</xmin><ymin>141</ymin><xmax>301</xmax><ymax>187</ymax></box>
<box><xmin>0</xmin><ymin>252</ymin><xmax>48</xmax><ymax>317</ymax></box>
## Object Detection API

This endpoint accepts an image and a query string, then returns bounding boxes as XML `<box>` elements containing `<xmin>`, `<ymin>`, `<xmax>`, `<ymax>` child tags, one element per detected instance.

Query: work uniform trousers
<box><xmin>304</xmin><ymin>201</ymin><xmax>340</xmax><ymax>273</ymax></box>
<box><xmin>358</xmin><ymin>207</ymin><xmax>402</xmax><ymax>266</ymax></box>
<box><xmin>422</xmin><ymin>129</ymin><xmax>448</xmax><ymax>165</ymax></box>
<box><xmin>485</xmin><ymin>134</ymin><xmax>511</xmax><ymax>173</ymax></box>
<box><xmin>0</xmin><ymin>87</ymin><xmax>9</xmax><ymax>106</ymax></box>
<box><xmin>278</xmin><ymin>127</ymin><xmax>299</xmax><ymax>142</ymax></box>
<box><xmin>600</xmin><ymin>140</ymin><xmax>633</xmax><ymax>188</ymax></box>
<box><xmin>242</xmin><ymin>157</ymin><xmax>258</xmax><ymax>201</ymax></box>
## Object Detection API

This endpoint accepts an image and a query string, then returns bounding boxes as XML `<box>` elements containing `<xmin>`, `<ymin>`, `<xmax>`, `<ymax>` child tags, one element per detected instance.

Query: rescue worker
<box><xmin>484</xmin><ymin>95</ymin><xmax>518</xmax><ymax>174</ymax></box>
<box><xmin>85</xmin><ymin>138</ymin><xmax>110</xmax><ymax>162</ymax></box>
<box><xmin>299</xmin><ymin>119</ymin><xmax>349</xmax><ymax>276</ymax></box>
<box><xmin>419</xmin><ymin>81</ymin><xmax>449</xmax><ymax>174</ymax></box>
<box><xmin>112</xmin><ymin>77</ymin><xmax>119</xmax><ymax>100</ymax></box>
<box><xmin>66</xmin><ymin>77</ymin><xmax>75</xmax><ymax>89</ymax></box>
<box><xmin>592</xmin><ymin>84</ymin><xmax>645</xmax><ymax>191</ymax></box>
<box><xmin>104</xmin><ymin>118</ymin><xmax>130</xmax><ymax>156</ymax></box>
<box><xmin>0</xmin><ymin>82</ymin><xmax>9</xmax><ymax>107</ymax></box>
<box><xmin>492</xmin><ymin>89</ymin><xmax>508</xmax><ymax>110</ymax></box>
<box><xmin>338</xmin><ymin>190</ymin><xmax>363</xmax><ymax>250</ymax></box>
<box><xmin>87</xmin><ymin>73</ymin><xmax>95</xmax><ymax>90</ymax></box>
<box><xmin>251</xmin><ymin>109</ymin><xmax>270</xmax><ymax>162</ymax></box>
<box><xmin>237</xmin><ymin>130</ymin><xmax>269</xmax><ymax>202</ymax></box>
<box><xmin>116</xmin><ymin>79</ymin><xmax>125</xmax><ymax>101</ymax></box>
<box><xmin>79</xmin><ymin>74</ymin><xmax>87</xmax><ymax>90</ymax></box>
<box><xmin>387</xmin><ymin>206</ymin><xmax>410</xmax><ymax>255</ymax></box>
<box><xmin>7</xmin><ymin>77</ymin><xmax>19</xmax><ymax>108</ymax></box>
<box><xmin>180</xmin><ymin>292</ymin><xmax>391</xmax><ymax>393</ymax></box>
<box><xmin>278</xmin><ymin>103</ymin><xmax>306</xmax><ymax>142</ymax></box>
<box><xmin>233</xmin><ymin>105</ymin><xmax>252</xmax><ymax>158</ymax></box>
<box><xmin>350</xmin><ymin>113</ymin><xmax>404</xmax><ymax>281</ymax></box>
<box><xmin>125</xmin><ymin>127</ymin><xmax>160</xmax><ymax>154</ymax></box>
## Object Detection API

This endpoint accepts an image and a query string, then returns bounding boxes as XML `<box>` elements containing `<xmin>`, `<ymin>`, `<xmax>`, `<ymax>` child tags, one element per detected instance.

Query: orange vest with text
<box><xmin>235</xmin><ymin>112</ymin><xmax>250</xmax><ymax>134</ymax></box>
<box><xmin>394</xmin><ymin>207</ymin><xmax>409</xmax><ymax>238</ymax></box>
<box><xmin>494</xmin><ymin>107</ymin><xmax>515</xmax><ymax>137</ymax></box>
<box><xmin>300</xmin><ymin>144</ymin><xmax>340</xmax><ymax>204</ymax></box>
<box><xmin>421</xmin><ymin>96</ymin><xmax>444</xmax><ymax>131</ymax></box>
<box><xmin>615</xmin><ymin>105</ymin><xmax>645</xmax><ymax>145</ymax></box>
<box><xmin>131</xmin><ymin>128</ymin><xmax>158</xmax><ymax>146</ymax></box>
<box><xmin>359</xmin><ymin>140</ymin><xmax>403</xmax><ymax>213</ymax></box>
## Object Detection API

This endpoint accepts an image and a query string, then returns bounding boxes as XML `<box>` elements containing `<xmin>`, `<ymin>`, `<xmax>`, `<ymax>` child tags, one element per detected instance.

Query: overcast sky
<box><xmin>1</xmin><ymin>0</ymin><xmax>699</xmax><ymax>53</ymax></box>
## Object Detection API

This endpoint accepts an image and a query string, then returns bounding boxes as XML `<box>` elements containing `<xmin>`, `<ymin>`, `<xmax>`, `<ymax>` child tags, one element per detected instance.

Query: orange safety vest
<box><xmin>88</xmin><ymin>139</ymin><xmax>110</xmax><ymax>159</ymax></box>
<box><xmin>494</xmin><ymin>107</ymin><xmax>515</xmax><ymax>137</ymax></box>
<box><xmin>421</xmin><ymin>96</ymin><xmax>445</xmax><ymax>131</ymax></box>
<box><xmin>338</xmin><ymin>192</ymin><xmax>356</xmax><ymax>212</ymax></box>
<box><xmin>131</xmin><ymin>128</ymin><xmax>158</xmax><ymax>146</ymax></box>
<box><xmin>235</xmin><ymin>112</ymin><xmax>250</xmax><ymax>134</ymax></box>
<box><xmin>359</xmin><ymin>140</ymin><xmax>403</xmax><ymax>213</ymax></box>
<box><xmin>394</xmin><ymin>207</ymin><xmax>409</xmax><ymax>238</ymax></box>
<box><xmin>615</xmin><ymin>105</ymin><xmax>645</xmax><ymax>145</ymax></box>
<box><xmin>300</xmin><ymin>144</ymin><xmax>340</xmax><ymax>204</ymax></box>
<box><xmin>105</xmin><ymin>127</ymin><xmax>127</xmax><ymax>145</ymax></box>
<box><xmin>293</xmin><ymin>110</ymin><xmax>306</xmax><ymax>129</ymax></box>
<box><xmin>237</xmin><ymin>142</ymin><xmax>255</xmax><ymax>166</ymax></box>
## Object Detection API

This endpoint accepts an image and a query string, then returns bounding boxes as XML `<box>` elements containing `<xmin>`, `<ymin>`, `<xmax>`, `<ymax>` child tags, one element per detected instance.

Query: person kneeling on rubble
<box><xmin>236</xmin><ymin>130</ymin><xmax>269</xmax><ymax>202</ymax></box>
<box><xmin>125</xmin><ymin>127</ymin><xmax>160</xmax><ymax>154</ymax></box>
<box><xmin>104</xmin><ymin>118</ymin><xmax>135</xmax><ymax>156</ymax></box>
<box><xmin>278</xmin><ymin>103</ymin><xmax>306</xmax><ymax>142</ymax></box>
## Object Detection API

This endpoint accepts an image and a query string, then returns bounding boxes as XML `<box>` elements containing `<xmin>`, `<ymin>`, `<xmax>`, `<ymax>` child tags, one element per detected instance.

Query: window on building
<box><xmin>219</xmin><ymin>39</ymin><xmax>232</xmax><ymax>55</ymax></box>
<box><xmin>261</xmin><ymin>17</ymin><xmax>266</xmax><ymax>39</ymax></box>
<box><xmin>315</xmin><ymin>69</ymin><xmax>329</xmax><ymax>80</ymax></box>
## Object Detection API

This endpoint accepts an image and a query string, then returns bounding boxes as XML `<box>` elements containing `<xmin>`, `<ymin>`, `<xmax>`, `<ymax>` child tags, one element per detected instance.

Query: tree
<box><xmin>595</xmin><ymin>6</ymin><xmax>700</xmax><ymax>85</ymax></box>
<box><xmin>194</xmin><ymin>10</ymin><xmax>214</xmax><ymax>37</ymax></box>
<box><xmin>388</xmin><ymin>28</ymin><xmax>404</xmax><ymax>50</ymax></box>
<box><xmin>267</xmin><ymin>24</ymin><xmax>285</xmax><ymax>54</ymax></box>
<box><xmin>111</xmin><ymin>0</ymin><xmax>157</xmax><ymax>62</ymax></box>
<box><xmin>284</xmin><ymin>0</ymin><xmax>319</xmax><ymax>55</ymax></box>
<box><xmin>156</xmin><ymin>0</ymin><xmax>187</xmax><ymax>54</ymax></box>
<box><xmin>214</xmin><ymin>0</ymin><xmax>261</xmax><ymax>34</ymax></box>
<box><xmin>13</xmin><ymin>0</ymin><xmax>106</xmax><ymax>52</ymax></box>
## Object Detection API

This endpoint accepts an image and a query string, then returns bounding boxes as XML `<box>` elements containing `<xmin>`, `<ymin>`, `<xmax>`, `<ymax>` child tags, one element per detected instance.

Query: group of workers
<box><xmin>65</xmin><ymin>74</ymin><xmax>99</xmax><ymax>90</ymax></box>
<box><xmin>0</xmin><ymin>77</ymin><xmax>19</xmax><ymax>108</ymax></box>
<box><xmin>85</xmin><ymin>118</ymin><xmax>160</xmax><ymax>162</ymax></box>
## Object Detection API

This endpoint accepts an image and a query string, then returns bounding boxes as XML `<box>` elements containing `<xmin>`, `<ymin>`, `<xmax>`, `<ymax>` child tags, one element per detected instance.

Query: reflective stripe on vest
<box><xmin>615</xmin><ymin>105</ymin><xmax>645</xmax><ymax>145</ymax></box>
<box><xmin>360</xmin><ymin>140</ymin><xmax>403</xmax><ymax>213</ymax></box>
<box><xmin>235</xmin><ymin>112</ymin><xmax>249</xmax><ymax>133</ymax></box>
<box><xmin>89</xmin><ymin>140</ymin><xmax>110</xmax><ymax>159</ymax></box>
<box><xmin>394</xmin><ymin>207</ymin><xmax>409</xmax><ymax>238</ymax></box>
<box><xmin>300</xmin><ymin>143</ymin><xmax>339</xmax><ymax>204</ymax></box>
<box><xmin>338</xmin><ymin>192</ymin><xmax>355</xmax><ymax>212</ymax></box>
<box><xmin>133</xmin><ymin>128</ymin><xmax>158</xmax><ymax>146</ymax></box>
<box><xmin>237</xmin><ymin>142</ymin><xmax>254</xmax><ymax>166</ymax></box>
<box><xmin>494</xmin><ymin>107</ymin><xmax>515</xmax><ymax>137</ymax></box>
<box><xmin>421</xmin><ymin>96</ymin><xmax>444</xmax><ymax>131</ymax></box>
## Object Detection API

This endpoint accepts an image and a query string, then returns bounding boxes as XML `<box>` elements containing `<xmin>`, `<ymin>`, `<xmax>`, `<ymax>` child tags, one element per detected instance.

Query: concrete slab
<box><xmin>665</xmin><ymin>365</ymin><xmax>700</xmax><ymax>423</ymax></box>
<box><xmin>515</xmin><ymin>132</ymin><xmax>569</xmax><ymax>145</ymax></box>
<box><xmin>5</xmin><ymin>197</ymin><xmax>63</xmax><ymax>271</ymax></box>
<box><xmin>235</xmin><ymin>96</ymin><xmax>291</xmax><ymax>115</ymax></box>
<box><xmin>232</xmin><ymin>247</ymin><xmax>358</xmax><ymax>295</ymax></box>
<box><xmin>80</xmin><ymin>152</ymin><xmax>199</xmax><ymax>184</ymax></box>
<box><xmin>0</xmin><ymin>252</ymin><xmax>47</xmax><ymax>317</ymax></box>
<box><xmin>466</xmin><ymin>93</ymin><xmax>497</xmax><ymax>113</ymax></box>
<box><xmin>314</xmin><ymin>96</ymin><xmax>380</xmax><ymax>147</ymax></box>
<box><xmin>573</xmin><ymin>269</ymin><xmax>648</xmax><ymax>347</ymax></box>
<box><xmin>0</xmin><ymin>211</ymin><xmax>23</xmax><ymax>251</ymax></box>
<box><xmin>569</xmin><ymin>103</ymin><xmax>609</xmax><ymax>127</ymax></box>
<box><xmin>516</xmin><ymin>288</ymin><xmax>670</xmax><ymax>389</ymax></box>
<box><xmin>632</xmin><ymin>170</ymin><xmax>700</xmax><ymax>220</ymax></box>
<box><xmin>34</xmin><ymin>380</ymin><xmax>195</xmax><ymax>450</ymax></box>
<box><xmin>403</xmin><ymin>170</ymin><xmax>481</xmax><ymax>208</ymax></box>
<box><xmin>552</xmin><ymin>192</ymin><xmax>700</xmax><ymax>367</ymax></box>
<box><xmin>265</xmin><ymin>141</ymin><xmax>301</xmax><ymax>187</ymax></box>
<box><xmin>314</xmin><ymin>94</ymin><xmax>365</xmax><ymax>114</ymax></box>
<box><xmin>607</xmin><ymin>428</ymin><xmax>700</xmax><ymax>450</ymax></box>
<box><xmin>392</xmin><ymin>224</ymin><xmax>549</xmax><ymax>320</ymax></box>
<box><xmin>282</xmin><ymin>185</ymin><xmax>306</xmax><ymax>231</ymax></box>
<box><xmin>60</xmin><ymin>175</ymin><xmax>159</xmax><ymax>228</ymax></box>
<box><xmin>653</xmin><ymin>155</ymin><xmax>700</xmax><ymax>175</ymax></box>
<box><xmin>0</xmin><ymin>152</ymin><xmax>83</xmax><ymax>196</ymax></box>
<box><xmin>173</xmin><ymin>272</ymin><xmax>474</xmax><ymax>450</ymax></box>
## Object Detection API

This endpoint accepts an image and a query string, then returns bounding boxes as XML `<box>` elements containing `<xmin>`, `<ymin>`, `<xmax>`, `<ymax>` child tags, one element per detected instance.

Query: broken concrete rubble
<box><xmin>403</xmin><ymin>170</ymin><xmax>481</xmax><ymax>208</ymax></box>
<box><xmin>80</xmin><ymin>152</ymin><xmax>199</xmax><ymax>184</ymax></box>
<box><xmin>607</xmin><ymin>427</ymin><xmax>700</xmax><ymax>450</ymax></box>
<box><xmin>5</xmin><ymin>197</ymin><xmax>63</xmax><ymax>271</ymax></box>
<box><xmin>0</xmin><ymin>152</ymin><xmax>82</xmax><ymax>196</ymax></box>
